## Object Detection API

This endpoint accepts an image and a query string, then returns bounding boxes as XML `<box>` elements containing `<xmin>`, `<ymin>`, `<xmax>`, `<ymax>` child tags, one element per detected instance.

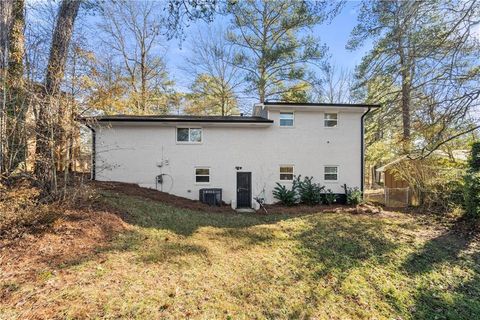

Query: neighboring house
<box><xmin>81</xmin><ymin>102</ymin><xmax>380</xmax><ymax>209</ymax></box>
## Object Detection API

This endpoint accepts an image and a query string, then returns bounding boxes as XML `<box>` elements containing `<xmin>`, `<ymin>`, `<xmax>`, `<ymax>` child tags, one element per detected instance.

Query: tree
<box><xmin>349</xmin><ymin>0</ymin><xmax>480</xmax><ymax>154</ymax></box>
<box><xmin>184</xmin><ymin>26</ymin><xmax>241</xmax><ymax>115</ymax></box>
<box><xmin>83</xmin><ymin>51</ymin><xmax>130</xmax><ymax>115</ymax></box>
<box><xmin>280</xmin><ymin>82</ymin><xmax>311</xmax><ymax>103</ymax></box>
<box><xmin>312</xmin><ymin>64</ymin><xmax>355</xmax><ymax>103</ymax></box>
<box><xmin>35</xmin><ymin>0</ymin><xmax>81</xmax><ymax>192</ymax></box>
<box><xmin>226</xmin><ymin>0</ymin><xmax>339</xmax><ymax>102</ymax></box>
<box><xmin>464</xmin><ymin>142</ymin><xmax>480</xmax><ymax>218</ymax></box>
<box><xmin>0</xmin><ymin>0</ymin><xmax>26</xmax><ymax>178</ymax></box>
<box><xmin>165</xmin><ymin>0</ymin><xmax>218</xmax><ymax>40</ymax></box>
<box><xmin>97</xmin><ymin>0</ymin><xmax>174</xmax><ymax>114</ymax></box>
<box><xmin>185</xmin><ymin>74</ymin><xmax>239</xmax><ymax>115</ymax></box>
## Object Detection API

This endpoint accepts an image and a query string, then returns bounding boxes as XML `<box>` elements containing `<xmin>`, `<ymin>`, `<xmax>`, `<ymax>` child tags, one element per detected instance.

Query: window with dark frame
<box><xmin>324</xmin><ymin>113</ymin><xmax>338</xmax><ymax>127</ymax></box>
<box><xmin>177</xmin><ymin>128</ymin><xmax>202</xmax><ymax>143</ymax></box>
<box><xmin>324</xmin><ymin>166</ymin><xmax>338</xmax><ymax>181</ymax></box>
<box><xmin>280</xmin><ymin>166</ymin><xmax>294</xmax><ymax>181</ymax></box>
<box><xmin>195</xmin><ymin>167</ymin><xmax>210</xmax><ymax>183</ymax></box>
<box><xmin>279</xmin><ymin>112</ymin><xmax>294</xmax><ymax>127</ymax></box>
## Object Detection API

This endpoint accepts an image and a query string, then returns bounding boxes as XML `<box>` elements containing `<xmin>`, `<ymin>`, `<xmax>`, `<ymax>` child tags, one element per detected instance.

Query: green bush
<box><xmin>294</xmin><ymin>176</ymin><xmax>325</xmax><ymax>205</ymax></box>
<box><xmin>272</xmin><ymin>183</ymin><xmax>297</xmax><ymax>206</ymax></box>
<box><xmin>346</xmin><ymin>187</ymin><xmax>362</xmax><ymax>205</ymax></box>
<box><xmin>464</xmin><ymin>142</ymin><xmax>480</xmax><ymax>218</ymax></box>
<box><xmin>322</xmin><ymin>189</ymin><xmax>337</xmax><ymax>205</ymax></box>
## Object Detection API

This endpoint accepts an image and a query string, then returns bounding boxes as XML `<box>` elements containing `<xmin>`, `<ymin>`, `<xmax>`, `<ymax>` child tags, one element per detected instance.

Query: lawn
<box><xmin>1</xmin><ymin>190</ymin><xmax>480</xmax><ymax>319</ymax></box>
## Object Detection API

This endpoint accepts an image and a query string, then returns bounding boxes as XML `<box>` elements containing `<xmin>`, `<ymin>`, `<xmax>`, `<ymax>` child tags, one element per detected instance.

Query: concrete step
<box><xmin>235</xmin><ymin>208</ymin><xmax>256</xmax><ymax>213</ymax></box>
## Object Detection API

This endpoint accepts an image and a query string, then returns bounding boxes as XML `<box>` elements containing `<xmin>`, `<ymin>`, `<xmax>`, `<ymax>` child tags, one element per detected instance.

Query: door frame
<box><xmin>236</xmin><ymin>171</ymin><xmax>252</xmax><ymax>208</ymax></box>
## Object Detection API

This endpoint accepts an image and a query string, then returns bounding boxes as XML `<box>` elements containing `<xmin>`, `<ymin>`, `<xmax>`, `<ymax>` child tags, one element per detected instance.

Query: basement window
<box><xmin>324</xmin><ymin>113</ymin><xmax>338</xmax><ymax>127</ymax></box>
<box><xmin>177</xmin><ymin>128</ymin><xmax>202</xmax><ymax>143</ymax></box>
<box><xmin>279</xmin><ymin>112</ymin><xmax>294</xmax><ymax>127</ymax></box>
<box><xmin>324</xmin><ymin>166</ymin><xmax>338</xmax><ymax>181</ymax></box>
<box><xmin>280</xmin><ymin>165</ymin><xmax>294</xmax><ymax>181</ymax></box>
<box><xmin>195</xmin><ymin>167</ymin><xmax>210</xmax><ymax>183</ymax></box>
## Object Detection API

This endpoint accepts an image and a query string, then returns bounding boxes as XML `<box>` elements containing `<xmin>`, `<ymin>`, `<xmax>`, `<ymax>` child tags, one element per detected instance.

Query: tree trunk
<box><xmin>0</xmin><ymin>0</ymin><xmax>13</xmax><ymax>70</ymax></box>
<box><xmin>401</xmin><ymin>69</ymin><xmax>411</xmax><ymax>142</ymax></box>
<box><xmin>0</xmin><ymin>0</ymin><xmax>13</xmax><ymax>177</ymax></box>
<box><xmin>35</xmin><ymin>0</ymin><xmax>81</xmax><ymax>193</ymax></box>
<box><xmin>396</xmin><ymin>14</ymin><xmax>412</xmax><ymax>152</ymax></box>
<box><xmin>1</xmin><ymin>0</ymin><xmax>26</xmax><ymax>178</ymax></box>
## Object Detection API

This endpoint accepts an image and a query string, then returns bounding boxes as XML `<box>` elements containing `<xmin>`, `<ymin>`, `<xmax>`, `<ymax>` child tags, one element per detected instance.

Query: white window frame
<box><xmin>324</xmin><ymin>113</ymin><xmax>338</xmax><ymax>128</ymax></box>
<box><xmin>324</xmin><ymin>165</ymin><xmax>339</xmax><ymax>182</ymax></box>
<box><xmin>176</xmin><ymin>127</ymin><xmax>203</xmax><ymax>144</ymax></box>
<box><xmin>279</xmin><ymin>165</ymin><xmax>294</xmax><ymax>181</ymax></box>
<box><xmin>194</xmin><ymin>167</ymin><xmax>210</xmax><ymax>184</ymax></box>
<box><xmin>279</xmin><ymin>112</ymin><xmax>295</xmax><ymax>127</ymax></box>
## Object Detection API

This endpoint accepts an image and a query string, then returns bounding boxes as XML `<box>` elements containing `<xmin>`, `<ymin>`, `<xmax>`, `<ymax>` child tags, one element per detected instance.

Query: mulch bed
<box><xmin>91</xmin><ymin>181</ymin><xmax>236</xmax><ymax>213</ymax></box>
<box><xmin>90</xmin><ymin>181</ymin><xmax>365</xmax><ymax>215</ymax></box>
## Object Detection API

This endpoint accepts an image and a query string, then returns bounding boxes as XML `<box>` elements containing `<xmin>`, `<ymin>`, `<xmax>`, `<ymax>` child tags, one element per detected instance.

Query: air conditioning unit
<box><xmin>199</xmin><ymin>188</ymin><xmax>222</xmax><ymax>206</ymax></box>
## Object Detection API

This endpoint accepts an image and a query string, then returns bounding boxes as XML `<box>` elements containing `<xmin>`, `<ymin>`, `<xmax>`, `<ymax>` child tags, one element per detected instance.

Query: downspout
<box><xmin>85</xmin><ymin>123</ymin><xmax>96</xmax><ymax>181</ymax></box>
<box><xmin>360</xmin><ymin>107</ymin><xmax>372</xmax><ymax>195</ymax></box>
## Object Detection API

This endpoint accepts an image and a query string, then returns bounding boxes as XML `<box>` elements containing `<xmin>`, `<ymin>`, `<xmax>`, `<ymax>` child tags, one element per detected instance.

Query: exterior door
<box><xmin>236</xmin><ymin>172</ymin><xmax>252</xmax><ymax>208</ymax></box>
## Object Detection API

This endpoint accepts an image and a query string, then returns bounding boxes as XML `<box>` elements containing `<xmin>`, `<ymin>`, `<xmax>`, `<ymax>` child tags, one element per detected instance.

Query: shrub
<box><xmin>272</xmin><ymin>183</ymin><xmax>297</xmax><ymax>206</ymax></box>
<box><xmin>465</xmin><ymin>142</ymin><xmax>480</xmax><ymax>218</ymax></box>
<box><xmin>294</xmin><ymin>176</ymin><xmax>325</xmax><ymax>205</ymax></box>
<box><xmin>323</xmin><ymin>189</ymin><xmax>337</xmax><ymax>205</ymax></box>
<box><xmin>346</xmin><ymin>187</ymin><xmax>362</xmax><ymax>205</ymax></box>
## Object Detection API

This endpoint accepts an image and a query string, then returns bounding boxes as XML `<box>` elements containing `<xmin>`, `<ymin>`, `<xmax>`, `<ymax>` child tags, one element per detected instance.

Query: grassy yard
<box><xmin>1</xmin><ymin>190</ymin><xmax>480</xmax><ymax>319</ymax></box>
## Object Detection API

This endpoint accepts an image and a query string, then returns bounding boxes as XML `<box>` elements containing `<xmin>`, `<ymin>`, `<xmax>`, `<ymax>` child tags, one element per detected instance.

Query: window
<box><xmin>279</xmin><ymin>112</ymin><xmax>294</xmax><ymax>127</ymax></box>
<box><xmin>324</xmin><ymin>166</ymin><xmax>338</xmax><ymax>181</ymax></box>
<box><xmin>177</xmin><ymin>128</ymin><xmax>202</xmax><ymax>143</ymax></box>
<box><xmin>280</xmin><ymin>165</ymin><xmax>294</xmax><ymax>181</ymax></box>
<box><xmin>324</xmin><ymin>113</ymin><xmax>338</xmax><ymax>127</ymax></box>
<box><xmin>195</xmin><ymin>167</ymin><xmax>210</xmax><ymax>183</ymax></box>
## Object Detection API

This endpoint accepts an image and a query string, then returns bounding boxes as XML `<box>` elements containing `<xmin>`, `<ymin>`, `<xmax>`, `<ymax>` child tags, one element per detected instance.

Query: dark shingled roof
<box><xmin>79</xmin><ymin>114</ymin><xmax>274</xmax><ymax>123</ymax></box>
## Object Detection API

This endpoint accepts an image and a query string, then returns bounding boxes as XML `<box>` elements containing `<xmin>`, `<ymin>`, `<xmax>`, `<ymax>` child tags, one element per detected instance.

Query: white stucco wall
<box><xmin>94</xmin><ymin>107</ymin><xmax>365</xmax><ymax>206</ymax></box>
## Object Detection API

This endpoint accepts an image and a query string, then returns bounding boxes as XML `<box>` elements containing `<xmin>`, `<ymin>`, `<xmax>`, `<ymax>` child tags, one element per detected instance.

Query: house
<box><xmin>80</xmin><ymin>102</ymin><xmax>380</xmax><ymax>209</ymax></box>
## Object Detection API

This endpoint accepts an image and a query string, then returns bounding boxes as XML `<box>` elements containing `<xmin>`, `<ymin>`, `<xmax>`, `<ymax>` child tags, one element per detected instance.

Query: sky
<box><xmin>26</xmin><ymin>0</ymin><xmax>373</xmax><ymax>111</ymax></box>
<box><xmin>164</xmin><ymin>1</ymin><xmax>370</xmax><ymax>92</ymax></box>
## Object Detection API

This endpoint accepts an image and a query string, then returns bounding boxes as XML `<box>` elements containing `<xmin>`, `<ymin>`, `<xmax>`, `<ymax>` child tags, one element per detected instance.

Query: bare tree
<box><xmin>183</xmin><ymin>26</ymin><xmax>243</xmax><ymax>116</ymax></box>
<box><xmin>97</xmin><ymin>0</ymin><xmax>173</xmax><ymax>114</ymax></box>
<box><xmin>313</xmin><ymin>64</ymin><xmax>354</xmax><ymax>104</ymax></box>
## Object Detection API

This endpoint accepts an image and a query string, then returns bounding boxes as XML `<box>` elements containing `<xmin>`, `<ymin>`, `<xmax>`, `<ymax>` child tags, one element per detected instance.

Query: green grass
<box><xmin>2</xmin><ymin>191</ymin><xmax>480</xmax><ymax>319</ymax></box>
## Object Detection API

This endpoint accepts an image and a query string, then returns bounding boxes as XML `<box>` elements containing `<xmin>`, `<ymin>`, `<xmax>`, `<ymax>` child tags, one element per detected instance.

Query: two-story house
<box><xmin>81</xmin><ymin>102</ymin><xmax>380</xmax><ymax>209</ymax></box>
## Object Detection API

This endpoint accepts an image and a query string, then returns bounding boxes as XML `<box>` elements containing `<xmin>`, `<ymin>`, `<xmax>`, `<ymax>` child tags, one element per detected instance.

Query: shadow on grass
<box><xmin>296</xmin><ymin>215</ymin><xmax>399</xmax><ymax>279</ymax></box>
<box><xmin>401</xmin><ymin>219</ymin><xmax>480</xmax><ymax>319</ymax></box>
<box><xmin>110</xmin><ymin>230</ymin><xmax>210</xmax><ymax>264</ymax></box>
<box><xmin>410</xmin><ymin>251</ymin><xmax>480</xmax><ymax>320</ymax></box>
<box><xmin>102</xmin><ymin>191</ymin><xmax>300</xmax><ymax>236</ymax></box>
<box><xmin>402</xmin><ymin>231</ymin><xmax>473</xmax><ymax>275</ymax></box>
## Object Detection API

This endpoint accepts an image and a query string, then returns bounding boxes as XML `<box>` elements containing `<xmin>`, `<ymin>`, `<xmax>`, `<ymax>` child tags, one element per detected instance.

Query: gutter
<box><xmin>84</xmin><ymin>123</ymin><xmax>96</xmax><ymax>181</ymax></box>
<box><xmin>360</xmin><ymin>107</ymin><xmax>372</xmax><ymax>194</ymax></box>
<box><xmin>88</xmin><ymin>118</ymin><xmax>273</xmax><ymax>124</ymax></box>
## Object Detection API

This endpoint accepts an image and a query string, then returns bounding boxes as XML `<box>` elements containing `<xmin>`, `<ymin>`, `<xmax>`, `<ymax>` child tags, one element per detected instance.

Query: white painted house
<box><xmin>82</xmin><ymin>102</ymin><xmax>380</xmax><ymax>209</ymax></box>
